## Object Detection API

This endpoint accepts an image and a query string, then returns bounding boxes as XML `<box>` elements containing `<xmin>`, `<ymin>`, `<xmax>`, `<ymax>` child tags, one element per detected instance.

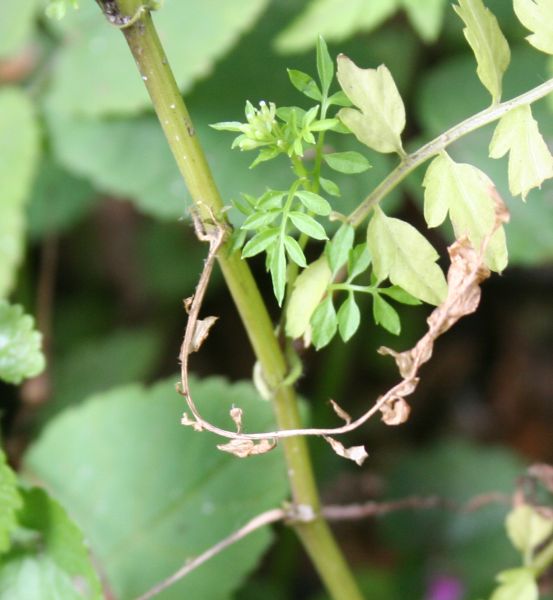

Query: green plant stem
<box><xmin>347</xmin><ymin>77</ymin><xmax>553</xmax><ymax>228</ymax></box>
<box><xmin>99</xmin><ymin>2</ymin><xmax>363</xmax><ymax>598</ymax></box>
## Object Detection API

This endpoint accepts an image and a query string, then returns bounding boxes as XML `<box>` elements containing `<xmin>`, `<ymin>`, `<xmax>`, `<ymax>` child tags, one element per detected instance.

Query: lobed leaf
<box><xmin>513</xmin><ymin>0</ymin><xmax>553</xmax><ymax>55</ymax></box>
<box><xmin>423</xmin><ymin>152</ymin><xmax>508</xmax><ymax>272</ymax></box>
<box><xmin>323</xmin><ymin>151</ymin><xmax>371</xmax><ymax>174</ymax></box>
<box><xmin>337</xmin><ymin>57</ymin><xmax>405</xmax><ymax>155</ymax></box>
<box><xmin>0</xmin><ymin>302</ymin><xmax>45</xmax><ymax>385</ymax></box>
<box><xmin>367</xmin><ymin>207</ymin><xmax>447</xmax><ymax>306</ymax></box>
<box><xmin>489</xmin><ymin>104</ymin><xmax>553</xmax><ymax>200</ymax></box>
<box><xmin>453</xmin><ymin>0</ymin><xmax>511</xmax><ymax>103</ymax></box>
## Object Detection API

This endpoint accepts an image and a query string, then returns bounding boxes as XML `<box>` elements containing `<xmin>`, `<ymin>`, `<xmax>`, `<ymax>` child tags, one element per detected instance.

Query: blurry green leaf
<box><xmin>0</xmin><ymin>88</ymin><xmax>39</xmax><ymax>297</ymax></box>
<box><xmin>0</xmin><ymin>0</ymin><xmax>38</xmax><ymax>57</ymax></box>
<box><xmin>514</xmin><ymin>0</ymin><xmax>553</xmax><ymax>55</ymax></box>
<box><xmin>0</xmin><ymin>302</ymin><xmax>44</xmax><ymax>386</ymax></box>
<box><xmin>316</xmin><ymin>35</ymin><xmax>334</xmax><ymax>95</ymax></box>
<box><xmin>242</xmin><ymin>210</ymin><xmax>281</xmax><ymax>230</ymax></box>
<box><xmin>422</xmin><ymin>152</ymin><xmax>508</xmax><ymax>272</ymax></box>
<box><xmin>311</xmin><ymin>295</ymin><xmax>337</xmax><ymax>349</ymax></box>
<box><xmin>367</xmin><ymin>207</ymin><xmax>447</xmax><ymax>305</ymax></box>
<box><xmin>242</xmin><ymin>228</ymin><xmax>279</xmax><ymax>257</ymax></box>
<box><xmin>295</xmin><ymin>191</ymin><xmax>331</xmax><ymax>215</ymax></box>
<box><xmin>337</xmin><ymin>293</ymin><xmax>360</xmax><ymax>341</ymax></box>
<box><xmin>289</xmin><ymin>212</ymin><xmax>328</xmax><ymax>240</ymax></box>
<box><xmin>379</xmin><ymin>286</ymin><xmax>421</xmax><ymax>305</ymax></box>
<box><xmin>273</xmin><ymin>0</ymin><xmax>398</xmax><ymax>53</ymax></box>
<box><xmin>337</xmin><ymin>58</ymin><xmax>405</xmax><ymax>155</ymax></box>
<box><xmin>348</xmin><ymin>244</ymin><xmax>372</xmax><ymax>281</ymax></box>
<box><xmin>287</xmin><ymin>69</ymin><xmax>322</xmax><ymax>101</ymax></box>
<box><xmin>506</xmin><ymin>505</ymin><xmax>553</xmax><ymax>558</ymax></box>
<box><xmin>0</xmin><ymin>450</ymin><xmax>22</xmax><ymax>554</ymax></box>
<box><xmin>319</xmin><ymin>177</ymin><xmax>341</xmax><ymax>197</ymax></box>
<box><xmin>45</xmin><ymin>0</ymin><xmax>79</xmax><ymax>20</ymax></box>
<box><xmin>453</xmin><ymin>0</ymin><xmax>511</xmax><ymax>103</ymax></box>
<box><xmin>323</xmin><ymin>151</ymin><xmax>371</xmax><ymax>174</ymax></box>
<box><xmin>270</xmin><ymin>243</ymin><xmax>287</xmax><ymax>305</ymax></box>
<box><xmin>326</xmin><ymin>223</ymin><xmax>354</xmax><ymax>274</ymax></box>
<box><xmin>285</xmin><ymin>257</ymin><xmax>332</xmax><ymax>339</ymax></box>
<box><xmin>372</xmin><ymin>293</ymin><xmax>400</xmax><ymax>335</ymax></box>
<box><xmin>400</xmin><ymin>0</ymin><xmax>448</xmax><ymax>43</ymax></box>
<box><xmin>24</xmin><ymin>377</ymin><xmax>289</xmax><ymax>600</ymax></box>
<box><xmin>284</xmin><ymin>235</ymin><xmax>307</xmax><ymax>267</ymax></box>
<box><xmin>27</xmin><ymin>158</ymin><xmax>96</xmax><ymax>239</ymax></box>
<box><xmin>489</xmin><ymin>104</ymin><xmax>553</xmax><ymax>200</ymax></box>
<box><xmin>46</xmin><ymin>0</ymin><xmax>269</xmax><ymax>117</ymax></box>
<box><xmin>490</xmin><ymin>568</ymin><xmax>538</xmax><ymax>600</ymax></box>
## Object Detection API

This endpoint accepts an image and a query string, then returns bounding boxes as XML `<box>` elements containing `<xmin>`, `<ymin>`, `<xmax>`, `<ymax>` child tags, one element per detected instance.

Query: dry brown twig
<box><xmin>179</xmin><ymin>192</ymin><xmax>509</xmax><ymax>464</ymax></box>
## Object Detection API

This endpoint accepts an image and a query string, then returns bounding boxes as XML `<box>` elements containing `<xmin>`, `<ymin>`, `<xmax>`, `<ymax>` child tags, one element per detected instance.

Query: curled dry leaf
<box><xmin>181</xmin><ymin>412</ymin><xmax>204</xmax><ymax>432</ymax></box>
<box><xmin>230</xmin><ymin>406</ymin><xmax>243</xmax><ymax>433</ymax></box>
<box><xmin>323</xmin><ymin>436</ymin><xmax>368</xmax><ymax>466</ymax></box>
<box><xmin>329</xmin><ymin>399</ymin><xmax>352</xmax><ymax>424</ymax></box>
<box><xmin>217</xmin><ymin>438</ymin><xmax>276</xmax><ymax>458</ymax></box>
<box><xmin>380</xmin><ymin>396</ymin><xmax>411</xmax><ymax>426</ymax></box>
<box><xmin>191</xmin><ymin>316</ymin><xmax>219</xmax><ymax>353</ymax></box>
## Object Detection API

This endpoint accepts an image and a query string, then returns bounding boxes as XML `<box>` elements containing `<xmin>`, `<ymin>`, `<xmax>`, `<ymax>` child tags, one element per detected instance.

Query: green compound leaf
<box><xmin>453</xmin><ymin>0</ymin><xmax>511</xmax><ymax>104</ymax></box>
<box><xmin>270</xmin><ymin>243</ymin><xmax>287</xmax><ymax>305</ymax></box>
<box><xmin>514</xmin><ymin>0</ymin><xmax>553</xmax><ymax>55</ymax></box>
<box><xmin>311</xmin><ymin>295</ymin><xmax>338</xmax><ymax>350</ymax></box>
<box><xmin>241</xmin><ymin>210</ymin><xmax>281</xmax><ymax>230</ymax></box>
<box><xmin>372</xmin><ymin>293</ymin><xmax>401</xmax><ymax>335</ymax></box>
<box><xmin>295</xmin><ymin>190</ymin><xmax>332</xmax><ymax>216</ymax></box>
<box><xmin>289</xmin><ymin>212</ymin><xmax>328</xmax><ymax>240</ymax></box>
<box><xmin>490</xmin><ymin>568</ymin><xmax>538</xmax><ymax>600</ymax></box>
<box><xmin>285</xmin><ymin>257</ymin><xmax>332</xmax><ymax>339</ymax></box>
<box><xmin>0</xmin><ymin>302</ymin><xmax>45</xmax><ymax>386</ymax></box>
<box><xmin>287</xmin><ymin>69</ymin><xmax>322</xmax><ymax>101</ymax></box>
<box><xmin>0</xmin><ymin>88</ymin><xmax>39</xmax><ymax>298</ymax></box>
<box><xmin>337</xmin><ymin>293</ymin><xmax>360</xmax><ymax>341</ymax></box>
<box><xmin>319</xmin><ymin>177</ymin><xmax>341</xmax><ymax>197</ymax></box>
<box><xmin>489</xmin><ymin>104</ymin><xmax>553</xmax><ymax>200</ymax></box>
<box><xmin>380</xmin><ymin>286</ymin><xmax>421</xmax><ymax>305</ymax></box>
<box><xmin>0</xmin><ymin>450</ymin><xmax>22</xmax><ymax>554</ymax></box>
<box><xmin>323</xmin><ymin>151</ymin><xmax>371</xmax><ymax>174</ymax></box>
<box><xmin>367</xmin><ymin>207</ymin><xmax>447</xmax><ymax>306</ymax></box>
<box><xmin>242</xmin><ymin>228</ymin><xmax>280</xmax><ymax>258</ymax></box>
<box><xmin>505</xmin><ymin>504</ymin><xmax>553</xmax><ymax>558</ymax></box>
<box><xmin>326</xmin><ymin>223</ymin><xmax>355</xmax><ymax>274</ymax></box>
<box><xmin>337</xmin><ymin>57</ymin><xmax>405</xmax><ymax>155</ymax></box>
<box><xmin>422</xmin><ymin>151</ymin><xmax>508</xmax><ymax>272</ymax></box>
<box><xmin>273</xmin><ymin>0</ymin><xmax>398</xmax><ymax>53</ymax></box>
<box><xmin>284</xmin><ymin>235</ymin><xmax>307</xmax><ymax>267</ymax></box>
<box><xmin>24</xmin><ymin>377</ymin><xmax>290</xmax><ymax>600</ymax></box>
<box><xmin>348</xmin><ymin>244</ymin><xmax>372</xmax><ymax>281</ymax></box>
<box><xmin>316</xmin><ymin>35</ymin><xmax>334</xmax><ymax>95</ymax></box>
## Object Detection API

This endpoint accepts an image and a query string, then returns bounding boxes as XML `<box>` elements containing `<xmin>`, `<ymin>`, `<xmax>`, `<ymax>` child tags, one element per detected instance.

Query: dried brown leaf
<box><xmin>190</xmin><ymin>316</ymin><xmax>219</xmax><ymax>353</ymax></box>
<box><xmin>230</xmin><ymin>406</ymin><xmax>243</xmax><ymax>433</ymax></box>
<box><xmin>380</xmin><ymin>397</ymin><xmax>411</xmax><ymax>426</ymax></box>
<box><xmin>217</xmin><ymin>438</ymin><xmax>276</xmax><ymax>458</ymax></box>
<box><xmin>181</xmin><ymin>412</ymin><xmax>204</xmax><ymax>432</ymax></box>
<box><xmin>329</xmin><ymin>399</ymin><xmax>352</xmax><ymax>424</ymax></box>
<box><xmin>323</xmin><ymin>436</ymin><xmax>368</xmax><ymax>466</ymax></box>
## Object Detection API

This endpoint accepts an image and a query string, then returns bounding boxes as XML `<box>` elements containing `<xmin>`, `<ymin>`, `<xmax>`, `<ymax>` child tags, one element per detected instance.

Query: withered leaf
<box><xmin>190</xmin><ymin>316</ymin><xmax>219</xmax><ymax>353</ymax></box>
<box><xmin>229</xmin><ymin>406</ymin><xmax>243</xmax><ymax>433</ymax></box>
<box><xmin>323</xmin><ymin>436</ymin><xmax>368</xmax><ymax>466</ymax></box>
<box><xmin>329</xmin><ymin>399</ymin><xmax>352</xmax><ymax>424</ymax></box>
<box><xmin>217</xmin><ymin>438</ymin><xmax>276</xmax><ymax>458</ymax></box>
<box><xmin>380</xmin><ymin>397</ymin><xmax>411</xmax><ymax>426</ymax></box>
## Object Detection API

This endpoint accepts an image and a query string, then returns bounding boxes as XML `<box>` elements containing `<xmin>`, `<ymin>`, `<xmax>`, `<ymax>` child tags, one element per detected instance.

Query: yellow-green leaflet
<box><xmin>489</xmin><ymin>104</ymin><xmax>553</xmax><ymax>200</ymax></box>
<box><xmin>453</xmin><ymin>0</ymin><xmax>511</xmax><ymax>103</ymax></box>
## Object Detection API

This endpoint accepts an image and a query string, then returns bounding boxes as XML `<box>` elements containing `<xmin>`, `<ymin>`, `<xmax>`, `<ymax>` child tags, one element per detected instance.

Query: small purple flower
<box><xmin>426</xmin><ymin>575</ymin><xmax>464</xmax><ymax>600</ymax></box>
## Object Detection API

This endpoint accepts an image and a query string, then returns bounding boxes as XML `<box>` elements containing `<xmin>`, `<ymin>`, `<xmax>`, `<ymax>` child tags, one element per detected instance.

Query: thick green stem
<box><xmin>97</xmin><ymin>2</ymin><xmax>363</xmax><ymax>598</ymax></box>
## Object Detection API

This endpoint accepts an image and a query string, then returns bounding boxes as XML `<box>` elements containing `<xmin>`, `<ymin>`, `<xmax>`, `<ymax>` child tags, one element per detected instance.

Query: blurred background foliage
<box><xmin>0</xmin><ymin>0</ymin><xmax>552</xmax><ymax>598</ymax></box>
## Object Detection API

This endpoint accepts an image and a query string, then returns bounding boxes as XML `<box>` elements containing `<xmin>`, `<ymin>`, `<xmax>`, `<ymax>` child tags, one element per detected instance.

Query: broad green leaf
<box><xmin>242</xmin><ymin>228</ymin><xmax>279</xmax><ymax>258</ymax></box>
<box><xmin>337</xmin><ymin>58</ymin><xmax>405</xmax><ymax>155</ymax></box>
<box><xmin>0</xmin><ymin>0</ymin><xmax>38</xmax><ymax>58</ymax></box>
<box><xmin>319</xmin><ymin>177</ymin><xmax>341</xmax><ymax>197</ymax></box>
<box><xmin>453</xmin><ymin>0</ymin><xmax>511</xmax><ymax>103</ymax></box>
<box><xmin>489</xmin><ymin>104</ymin><xmax>553</xmax><ymax>200</ymax></box>
<box><xmin>514</xmin><ymin>0</ymin><xmax>553</xmax><ymax>55</ymax></box>
<box><xmin>27</xmin><ymin>158</ymin><xmax>96</xmax><ymax>240</ymax></box>
<box><xmin>289</xmin><ymin>212</ymin><xmax>328</xmax><ymax>240</ymax></box>
<box><xmin>326</xmin><ymin>223</ymin><xmax>354</xmax><ymax>274</ymax></box>
<box><xmin>490</xmin><ymin>568</ymin><xmax>538</xmax><ymax>600</ymax></box>
<box><xmin>273</xmin><ymin>0</ymin><xmax>398</xmax><ymax>53</ymax></box>
<box><xmin>24</xmin><ymin>377</ymin><xmax>290</xmax><ymax>600</ymax></box>
<box><xmin>337</xmin><ymin>293</ymin><xmax>360</xmax><ymax>341</ymax></box>
<box><xmin>0</xmin><ymin>88</ymin><xmax>39</xmax><ymax>297</ymax></box>
<box><xmin>295</xmin><ymin>191</ymin><xmax>332</xmax><ymax>216</ymax></box>
<box><xmin>46</xmin><ymin>0</ymin><xmax>269</xmax><ymax>117</ymax></box>
<box><xmin>505</xmin><ymin>505</ymin><xmax>553</xmax><ymax>558</ymax></box>
<box><xmin>400</xmin><ymin>0</ymin><xmax>448</xmax><ymax>43</ymax></box>
<box><xmin>316</xmin><ymin>35</ymin><xmax>334</xmax><ymax>95</ymax></box>
<box><xmin>0</xmin><ymin>302</ymin><xmax>45</xmax><ymax>385</ymax></box>
<box><xmin>1</xmin><ymin>487</ymin><xmax>103</xmax><ymax>599</ymax></box>
<box><xmin>284</xmin><ymin>235</ymin><xmax>307</xmax><ymax>267</ymax></box>
<box><xmin>270</xmin><ymin>243</ymin><xmax>287</xmax><ymax>305</ymax></box>
<box><xmin>287</xmin><ymin>69</ymin><xmax>322</xmax><ymax>101</ymax></box>
<box><xmin>311</xmin><ymin>295</ymin><xmax>338</xmax><ymax>349</ymax></box>
<box><xmin>372</xmin><ymin>293</ymin><xmax>400</xmax><ymax>335</ymax></box>
<box><xmin>0</xmin><ymin>450</ymin><xmax>22</xmax><ymax>554</ymax></box>
<box><xmin>323</xmin><ymin>151</ymin><xmax>371</xmax><ymax>174</ymax></box>
<box><xmin>422</xmin><ymin>152</ymin><xmax>508</xmax><ymax>272</ymax></box>
<box><xmin>285</xmin><ymin>257</ymin><xmax>332</xmax><ymax>339</ymax></box>
<box><xmin>367</xmin><ymin>207</ymin><xmax>447</xmax><ymax>305</ymax></box>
